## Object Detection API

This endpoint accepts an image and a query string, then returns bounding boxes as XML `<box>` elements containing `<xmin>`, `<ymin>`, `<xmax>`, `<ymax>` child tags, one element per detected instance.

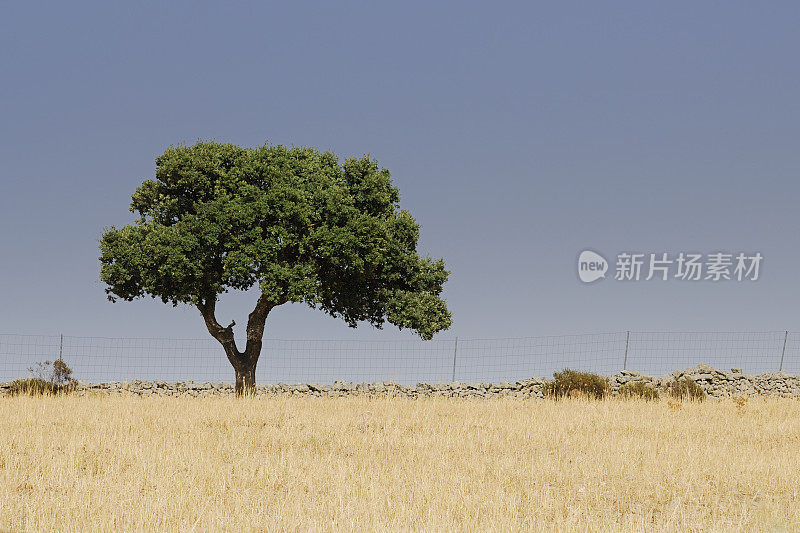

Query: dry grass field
<box><xmin>1</xmin><ymin>395</ymin><xmax>799</xmax><ymax>532</ymax></box>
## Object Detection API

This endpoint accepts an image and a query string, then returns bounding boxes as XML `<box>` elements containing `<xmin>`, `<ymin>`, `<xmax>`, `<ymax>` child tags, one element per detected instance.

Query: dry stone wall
<box><xmin>2</xmin><ymin>364</ymin><xmax>799</xmax><ymax>399</ymax></box>
<box><xmin>610</xmin><ymin>364</ymin><xmax>800</xmax><ymax>398</ymax></box>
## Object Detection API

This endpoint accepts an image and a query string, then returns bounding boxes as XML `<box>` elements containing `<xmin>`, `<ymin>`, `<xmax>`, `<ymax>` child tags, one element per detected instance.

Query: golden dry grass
<box><xmin>1</xmin><ymin>395</ymin><xmax>799</xmax><ymax>532</ymax></box>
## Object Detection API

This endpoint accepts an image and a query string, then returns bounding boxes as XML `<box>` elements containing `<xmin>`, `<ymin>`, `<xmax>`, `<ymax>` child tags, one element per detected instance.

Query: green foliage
<box><xmin>99</xmin><ymin>141</ymin><xmax>451</xmax><ymax>339</ymax></box>
<box><xmin>618</xmin><ymin>381</ymin><xmax>659</xmax><ymax>401</ymax></box>
<box><xmin>667</xmin><ymin>378</ymin><xmax>706</xmax><ymax>401</ymax></box>
<box><xmin>544</xmin><ymin>369</ymin><xmax>609</xmax><ymax>399</ymax></box>
<box><xmin>10</xmin><ymin>359</ymin><xmax>77</xmax><ymax>396</ymax></box>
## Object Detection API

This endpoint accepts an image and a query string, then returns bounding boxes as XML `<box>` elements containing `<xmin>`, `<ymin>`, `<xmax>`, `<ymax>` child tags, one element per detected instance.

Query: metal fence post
<box><xmin>779</xmin><ymin>330</ymin><xmax>788</xmax><ymax>372</ymax></box>
<box><xmin>451</xmin><ymin>337</ymin><xmax>458</xmax><ymax>383</ymax></box>
<box><xmin>623</xmin><ymin>331</ymin><xmax>630</xmax><ymax>370</ymax></box>
<box><xmin>59</xmin><ymin>333</ymin><xmax>63</xmax><ymax>360</ymax></box>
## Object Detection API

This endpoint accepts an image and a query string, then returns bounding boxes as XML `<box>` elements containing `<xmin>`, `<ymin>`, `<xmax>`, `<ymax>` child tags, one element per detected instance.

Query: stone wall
<box><xmin>2</xmin><ymin>364</ymin><xmax>800</xmax><ymax>399</ymax></box>
<box><xmin>610</xmin><ymin>364</ymin><xmax>800</xmax><ymax>398</ymax></box>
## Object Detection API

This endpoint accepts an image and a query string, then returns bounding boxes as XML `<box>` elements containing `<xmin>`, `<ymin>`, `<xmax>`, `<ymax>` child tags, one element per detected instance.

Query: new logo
<box><xmin>578</xmin><ymin>250</ymin><xmax>608</xmax><ymax>283</ymax></box>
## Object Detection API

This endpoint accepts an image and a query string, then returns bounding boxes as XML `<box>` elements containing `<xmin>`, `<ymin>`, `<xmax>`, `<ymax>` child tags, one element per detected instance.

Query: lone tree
<box><xmin>99</xmin><ymin>141</ymin><xmax>451</xmax><ymax>395</ymax></box>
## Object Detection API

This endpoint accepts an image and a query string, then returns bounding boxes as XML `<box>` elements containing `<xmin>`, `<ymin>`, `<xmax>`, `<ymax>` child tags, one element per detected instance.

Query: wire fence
<box><xmin>1</xmin><ymin>331</ymin><xmax>798</xmax><ymax>385</ymax></box>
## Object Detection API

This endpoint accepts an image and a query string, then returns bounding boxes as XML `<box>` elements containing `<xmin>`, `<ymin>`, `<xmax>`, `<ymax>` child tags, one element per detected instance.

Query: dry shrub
<box><xmin>8</xmin><ymin>378</ymin><xmax>77</xmax><ymax>396</ymax></box>
<box><xmin>544</xmin><ymin>369</ymin><xmax>608</xmax><ymax>399</ymax></box>
<box><xmin>618</xmin><ymin>381</ymin><xmax>659</xmax><ymax>401</ymax></box>
<box><xmin>9</xmin><ymin>358</ymin><xmax>76</xmax><ymax>396</ymax></box>
<box><xmin>667</xmin><ymin>377</ymin><xmax>706</xmax><ymax>402</ymax></box>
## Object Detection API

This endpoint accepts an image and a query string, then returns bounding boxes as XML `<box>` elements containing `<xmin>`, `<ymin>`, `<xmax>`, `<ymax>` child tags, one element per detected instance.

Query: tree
<box><xmin>99</xmin><ymin>141</ymin><xmax>452</xmax><ymax>395</ymax></box>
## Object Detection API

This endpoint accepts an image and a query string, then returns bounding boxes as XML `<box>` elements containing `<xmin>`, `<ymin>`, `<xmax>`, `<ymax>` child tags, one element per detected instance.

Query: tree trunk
<box><xmin>198</xmin><ymin>294</ymin><xmax>281</xmax><ymax>398</ymax></box>
<box><xmin>234</xmin><ymin>357</ymin><xmax>258</xmax><ymax>396</ymax></box>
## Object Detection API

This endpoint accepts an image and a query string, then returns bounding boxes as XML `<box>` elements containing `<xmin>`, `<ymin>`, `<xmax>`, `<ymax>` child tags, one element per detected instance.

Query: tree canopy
<box><xmin>99</xmin><ymin>141</ymin><xmax>451</xmax><ymax>341</ymax></box>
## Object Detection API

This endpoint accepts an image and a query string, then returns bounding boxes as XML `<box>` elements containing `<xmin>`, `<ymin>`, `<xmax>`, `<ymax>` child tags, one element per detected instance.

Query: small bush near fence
<box><xmin>8</xmin><ymin>358</ymin><xmax>77</xmax><ymax>396</ymax></box>
<box><xmin>544</xmin><ymin>369</ymin><xmax>609</xmax><ymax>399</ymax></box>
<box><xmin>8</xmin><ymin>378</ymin><xmax>77</xmax><ymax>395</ymax></box>
<box><xmin>667</xmin><ymin>378</ymin><xmax>706</xmax><ymax>402</ymax></box>
<box><xmin>619</xmin><ymin>382</ymin><xmax>659</xmax><ymax>401</ymax></box>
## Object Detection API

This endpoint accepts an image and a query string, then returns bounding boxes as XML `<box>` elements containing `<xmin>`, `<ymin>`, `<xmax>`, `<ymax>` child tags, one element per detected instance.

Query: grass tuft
<box><xmin>667</xmin><ymin>377</ymin><xmax>706</xmax><ymax>401</ymax></box>
<box><xmin>543</xmin><ymin>369</ymin><xmax>609</xmax><ymax>399</ymax></box>
<box><xmin>618</xmin><ymin>381</ymin><xmax>659</xmax><ymax>401</ymax></box>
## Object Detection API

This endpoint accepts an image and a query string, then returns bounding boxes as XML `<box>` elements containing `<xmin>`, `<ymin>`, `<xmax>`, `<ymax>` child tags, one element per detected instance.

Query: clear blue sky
<box><xmin>2</xmin><ymin>1</ymin><xmax>800</xmax><ymax>343</ymax></box>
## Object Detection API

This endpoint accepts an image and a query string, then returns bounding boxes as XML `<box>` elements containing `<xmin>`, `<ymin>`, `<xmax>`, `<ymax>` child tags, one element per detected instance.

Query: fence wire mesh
<box><xmin>1</xmin><ymin>331</ymin><xmax>798</xmax><ymax>385</ymax></box>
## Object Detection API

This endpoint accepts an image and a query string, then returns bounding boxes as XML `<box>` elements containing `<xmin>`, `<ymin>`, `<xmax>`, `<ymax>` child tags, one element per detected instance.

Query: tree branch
<box><xmin>197</xmin><ymin>297</ymin><xmax>239</xmax><ymax>355</ymax></box>
<box><xmin>244</xmin><ymin>293</ymin><xmax>285</xmax><ymax>356</ymax></box>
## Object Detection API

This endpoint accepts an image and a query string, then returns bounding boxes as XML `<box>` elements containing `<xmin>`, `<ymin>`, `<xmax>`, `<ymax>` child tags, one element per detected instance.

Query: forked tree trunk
<box><xmin>198</xmin><ymin>294</ymin><xmax>278</xmax><ymax>398</ymax></box>
<box><xmin>231</xmin><ymin>340</ymin><xmax>262</xmax><ymax>396</ymax></box>
<box><xmin>233</xmin><ymin>357</ymin><xmax>258</xmax><ymax>396</ymax></box>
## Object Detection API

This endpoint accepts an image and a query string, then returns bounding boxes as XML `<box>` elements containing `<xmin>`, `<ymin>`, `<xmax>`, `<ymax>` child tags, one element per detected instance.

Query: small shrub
<box><xmin>9</xmin><ymin>377</ymin><xmax>62</xmax><ymax>395</ymax></box>
<box><xmin>544</xmin><ymin>369</ymin><xmax>609</xmax><ymax>399</ymax></box>
<box><xmin>51</xmin><ymin>358</ymin><xmax>74</xmax><ymax>384</ymax></box>
<box><xmin>667</xmin><ymin>377</ymin><xmax>706</xmax><ymax>402</ymax></box>
<box><xmin>28</xmin><ymin>358</ymin><xmax>74</xmax><ymax>385</ymax></box>
<box><xmin>618</xmin><ymin>381</ymin><xmax>659</xmax><ymax>401</ymax></box>
<box><xmin>9</xmin><ymin>358</ymin><xmax>77</xmax><ymax>396</ymax></box>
